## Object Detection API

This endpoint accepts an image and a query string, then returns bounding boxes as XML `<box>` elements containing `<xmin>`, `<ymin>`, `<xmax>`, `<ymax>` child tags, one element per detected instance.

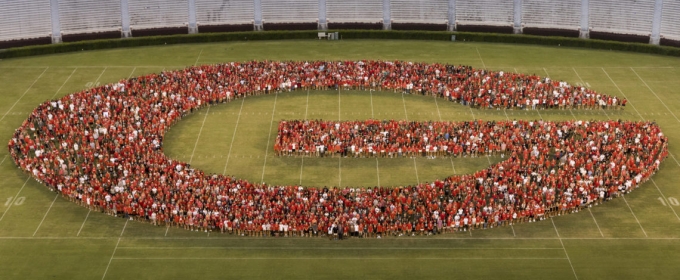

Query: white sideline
<box><xmin>551</xmin><ymin>218</ymin><xmax>579</xmax><ymax>280</ymax></box>
<box><xmin>0</xmin><ymin>177</ymin><xmax>31</xmax><ymax>223</ymax></box>
<box><xmin>0</xmin><ymin>67</ymin><xmax>48</xmax><ymax>123</ymax></box>
<box><xmin>222</xmin><ymin>98</ymin><xmax>246</xmax><ymax>176</ymax></box>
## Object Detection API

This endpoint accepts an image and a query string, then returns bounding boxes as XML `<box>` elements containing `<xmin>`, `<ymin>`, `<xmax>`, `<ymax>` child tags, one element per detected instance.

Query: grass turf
<box><xmin>0</xmin><ymin>40</ymin><xmax>680</xmax><ymax>279</ymax></box>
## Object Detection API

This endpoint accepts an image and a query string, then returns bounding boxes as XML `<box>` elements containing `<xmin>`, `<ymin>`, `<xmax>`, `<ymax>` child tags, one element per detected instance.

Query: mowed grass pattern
<box><xmin>0</xmin><ymin>40</ymin><xmax>680</xmax><ymax>279</ymax></box>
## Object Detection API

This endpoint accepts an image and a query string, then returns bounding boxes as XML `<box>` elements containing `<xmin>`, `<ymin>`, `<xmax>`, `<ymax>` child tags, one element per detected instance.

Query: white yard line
<box><xmin>0</xmin><ymin>177</ymin><xmax>31</xmax><ymax>223</ymax></box>
<box><xmin>510</xmin><ymin>225</ymin><xmax>516</xmax><ymax>237</ymax></box>
<box><xmin>651</xmin><ymin>178</ymin><xmax>680</xmax><ymax>221</ymax></box>
<box><xmin>127</xmin><ymin>67</ymin><xmax>137</xmax><ymax>79</ymax></box>
<box><xmin>33</xmin><ymin>194</ymin><xmax>59</xmax><ymax>236</ymax></box>
<box><xmin>164</xmin><ymin>225</ymin><xmax>170</xmax><ymax>237</ymax></box>
<box><xmin>375</xmin><ymin>158</ymin><xmax>381</xmax><ymax>186</ymax></box>
<box><xmin>111</xmin><ymin>256</ymin><xmax>567</xmax><ymax>261</ymax></box>
<box><xmin>0</xmin><ymin>67</ymin><xmax>48</xmax><ymax>123</ymax></box>
<box><xmin>194</xmin><ymin>49</ymin><xmax>203</xmax><ymax>66</ymax></box>
<box><xmin>50</xmin><ymin>67</ymin><xmax>78</xmax><ymax>99</ymax></box>
<box><xmin>222</xmin><ymin>98</ymin><xmax>246</xmax><ymax>175</ymax></box>
<box><xmin>188</xmin><ymin>106</ymin><xmax>211</xmax><ymax>164</ymax></box>
<box><xmin>630</xmin><ymin>68</ymin><xmax>680</xmax><ymax>123</ymax></box>
<box><xmin>76</xmin><ymin>209</ymin><xmax>92</xmax><ymax>237</ymax></box>
<box><xmin>551</xmin><ymin>218</ymin><xmax>579</xmax><ymax>280</ymax></box>
<box><xmin>260</xmin><ymin>92</ymin><xmax>279</xmax><ymax>183</ymax></box>
<box><xmin>117</xmin><ymin>246</ymin><xmax>564</xmax><ymax>250</ymax></box>
<box><xmin>587</xmin><ymin>208</ymin><xmax>605</xmax><ymax>238</ymax></box>
<box><xmin>475</xmin><ymin>47</ymin><xmax>487</xmax><ymax>69</ymax></box>
<box><xmin>101</xmin><ymin>220</ymin><xmax>128</xmax><ymax>280</ymax></box>
<box><xmin>369</xmin><ymin>89</ymin><xmax>375</xmax><ymax>118</ymax></box>
<box><xmin>412</xmin><ymin>158</ymin><xmax>420</xmax><ymax>185</ymax></box>
<box><xmin>622</xmin><ymin>196</ymin><xmax>648</xmax><ymax>237</ymax></box>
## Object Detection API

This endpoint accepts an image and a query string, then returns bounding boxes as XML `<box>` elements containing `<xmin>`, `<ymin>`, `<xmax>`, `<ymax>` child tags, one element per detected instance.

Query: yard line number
<box><xmin>4</xmin><ymin>196</ymin><xmax>25</xmax><ymax>206</ymax></box>
<box><xmin>658</xmin><ymin>197</ymin><xmax>680</xmax><ymax>207</ymax></box>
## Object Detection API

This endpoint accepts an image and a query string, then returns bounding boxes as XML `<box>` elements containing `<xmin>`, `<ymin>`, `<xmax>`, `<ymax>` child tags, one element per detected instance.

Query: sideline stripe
<box><xmin>0</xmin><ymin>67</ymin><xmax>48</xmax><ymax>123</ymax></box>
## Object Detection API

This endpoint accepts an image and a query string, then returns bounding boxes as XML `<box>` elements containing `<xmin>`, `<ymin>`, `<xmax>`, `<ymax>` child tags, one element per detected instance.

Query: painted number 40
<box><xmin>658</xmin><ymin>197</ymin><xmax>680</xmax><ymax>207</ymax></box>
<box><xmin>4</xmin><ymin>196</ymin><xmax>25</xmax><ymax>206</ymax></box>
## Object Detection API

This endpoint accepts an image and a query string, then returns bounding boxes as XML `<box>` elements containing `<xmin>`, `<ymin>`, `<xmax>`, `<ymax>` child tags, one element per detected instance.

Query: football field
<box><xmin>1</xmin><ymin>40</ymin><xmax>680</xmax><ymax>279</ymax></box>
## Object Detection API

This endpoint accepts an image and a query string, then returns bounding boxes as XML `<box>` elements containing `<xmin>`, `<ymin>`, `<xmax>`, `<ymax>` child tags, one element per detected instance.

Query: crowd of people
<box><xmin>8</xmin><ymin>60</ymin><xmax>664</xmax><ymax>238</ymax></box>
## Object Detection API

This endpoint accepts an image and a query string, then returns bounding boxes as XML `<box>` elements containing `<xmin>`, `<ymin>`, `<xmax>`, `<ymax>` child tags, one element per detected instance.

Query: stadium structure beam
<box><xmin>579</xmin><ymin>0</ymin><xmax>590</xmax><ymax>39</ymax></box>
<box><xmin>513</xmin><ymin>0</ymin><xmax>523</xmax><ymax>34</ymax></box>
<box><xmin>188</xmin><ymin>0</ymin><xmax>198</xmax><ymax>34</ymax></box>
<box><xmin>318</xmin><ymin>0</ymin><xmax>327</xmax><ymax>30</ymax></box>
<box><xmin>448</xmin><ymin>0</ymin><xmax>456</xmax><ymax>31</ymax></box>
<box><xmin>49</xmin><ymin>0</ymin><xmax>62</xmax><ymax>43</ymax></box>
<box><xmin>254</xmin><ymin>0</ymin><xmax>263</xmax><ymax>31</ymax></box>
<box><xmin>382</xmin><ymin>0</ymin><xmax>391</xmax><ymax>30</ymax></box>
<box><xmin>120</xmin><ymin>0</ymin><xmax>132</xmax><ymax>38</ymax></box>
<box><xmin>650</xmin><ymin>0</ymin><xmax>663</xmax><ymax>45</ymax></box>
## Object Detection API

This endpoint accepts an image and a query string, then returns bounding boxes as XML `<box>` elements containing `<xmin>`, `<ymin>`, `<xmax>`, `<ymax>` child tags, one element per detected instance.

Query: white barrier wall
<box><xmin>128</xmin><ymin>0</ymin><xmax>189</xmax><ymax>29</ymax></box>
<box><xmin>391</xmin><ymin>0</ymin><xmax>448</xmax><ymax>23</ymax></box>
<box><xmin>0</xmin><ymin>1</ymin><xmax>52</xmax><ymax>41</ymax></box>
<box><xmin>262</xmin><ymin>0</ymin><xmax>318</xmax><ymax>23</ymax></box>
<box><xmin>326</xmin><ymin>0</ymin><xmax>383</xmax><ymax>23</ymax></box>
<box><xmin>2</xmin><ymin>0</ymin><xmax>680</xmax><ymax>46</ymax></box>
<box><xmin>522</xmin><ymin>0</ymin><xmax>580</xmax><ymax>29</ymax></box>
<box><xmin>195</xmin><ymin>0</ymin><xmax>254</xmax><ymax>25</ymax></box>
<box><xmin>590</xmin><ymin>0</ymin><xmax>655</xmax><ymax>35</ymax></box>
<box><xmin>57</xmin><ymin>0</ymin><xmax>121</xmax><ymax>34</ymax></box>
<box><xmin>455</xmin><ymin>0</ymin><xmax>514</xmax><ymax>26</ymax></box>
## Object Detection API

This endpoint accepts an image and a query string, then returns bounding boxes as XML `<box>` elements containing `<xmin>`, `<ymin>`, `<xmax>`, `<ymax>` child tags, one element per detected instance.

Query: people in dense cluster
<box><xmin>8</xmin><ymin>60</ymin><xmax>663</xmax><ymax>239</ymax></box>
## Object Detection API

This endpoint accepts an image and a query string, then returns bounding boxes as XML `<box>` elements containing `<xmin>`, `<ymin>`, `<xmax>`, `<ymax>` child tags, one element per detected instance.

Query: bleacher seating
<box><xmin>661</xmin><ymin>0</ymin><xmax>680</xmax><ymax>40</ymax></box>
<box><xmin>58</xmin><ymin>0</ymin><xmax>122</xmax><ymax>34</ymax></box>
<box><xmin>589</xmin><ymin>0</ymin><xmax>655</xmax><ymax>35</ymax></box>
<box><xmin>262</xmin><ymin>0</ymin><xmax>318</xmax><ymax>23</ymax></box>
<box><xmin>0</xmin><ymin>1</ymin><xmax>52</xmax><ymax>41</ymax></box>
<box><xmin>326</xmin><ymin>0</ymin><xmax>383</xmax><ymax>23</ymax></box>
<box><xmin>129</xmin><ymin>0</ymin><xmax>189</xmax><ymax>29</ymax></box>
<box><xmin>522</xmin><ymin>0</ymin><xmax>580</xmax><ymax>29</ymax></box>
<box><xmin>455</xmin><ymin>0</ymin><xmax>513</xmax><ymax>26</ymax></box>
<box><xmin>1</xmin><ymin>0</ymin><xmax>680</xmax><ymax>45</ymax></box>
<box><xmin>195</xmin><ymin>0</ymin><xmax>254</xmax><ymax>25</ymax></box>
<box><xmin>390</xmin><ymin>0</ymin><xmax>448</xmax><ymax>23</ymax></box>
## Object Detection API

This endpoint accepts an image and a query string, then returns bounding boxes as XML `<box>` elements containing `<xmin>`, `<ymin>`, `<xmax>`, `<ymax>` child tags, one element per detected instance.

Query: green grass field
<box><xmin>1</xmin><ymin>40</ymin><xmax>680</xmax><ymax>279</ymax></box>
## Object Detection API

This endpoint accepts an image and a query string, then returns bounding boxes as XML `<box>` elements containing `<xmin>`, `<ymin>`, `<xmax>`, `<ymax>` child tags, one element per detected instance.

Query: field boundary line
<box><xmin>188</xmin><ymin>106</ymin><xmax>210</xmax><ymax>164</ymax></box>
<box><xmin>476</xmin><ymin>47</ymin><xmax>487</xmax><ymax>69</ymax></box>
<box><xmin>630</xmin><ymin>68</ymin><xmax>680</xmax><ymax>123</ymax></box>
<box><xmin>622</xmin><ymin>196</ymin><xmax>648</xmax><ymax>237</ymax></box>
<box><xmin>222</xmin><ymin>98</ymin><xmax>246</xmax><ymax>175</ymax></box>
<box><xmin>77</xmin><ymin>209</ymin><xmax>92</xmax><ymax>236</ymax></box>
<box><xmin>0</xmin><ymin>67</ymin><xmax>48</xmax><ymax>123</ymax></box>
<box><xmin>51</xmin><ymin>67</ymin><xmax>78</xmax><ymax>99</ymax></box>
<box><xmin>33</xmin><ymin>194</ymin><xmax>59</xmax><ymax>236</ymax></box>
<box><xmin>101</xmin><ymin>220</ymin><xmax>128</xmax><ymax>280</ymax></box>
<box><xmin>0</xmin><ymin>177</ymin><xmax>31</xmax><ymax>223</ymax></box>
<box><xmin>111</xmin><ymin>257</ymin><xmax>567</xmax><ymax>261</ymax></box>
<box><xmin>260</xmin><ymin>91</ymin><xmax>279</xmax><ymax>183</ymax></box>
<box><xmin>552</xmin><ymin>218</ymin><xmax>579</xmax><ymax>280</ymax></box>
<box><xmin>116</xmin><ymin>246</ymin><xmax>564</xmax><ymax>250</ymax></box>
<box><xmin>0</xmin><ymin>236</ymin><xmax>678</xmax><ymax>240</ymax></box>
<box><xmin>651</xmin><ymin>178</ymin><xmax>680</xmax><ymax>221</ymax></box>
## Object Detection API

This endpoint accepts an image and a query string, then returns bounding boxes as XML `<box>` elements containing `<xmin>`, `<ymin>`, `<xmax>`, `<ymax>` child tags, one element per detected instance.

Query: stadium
<box><xmin>1</xmin><ymin>0</ymin><xmax>680</xmax><ymax>279</ymax></box>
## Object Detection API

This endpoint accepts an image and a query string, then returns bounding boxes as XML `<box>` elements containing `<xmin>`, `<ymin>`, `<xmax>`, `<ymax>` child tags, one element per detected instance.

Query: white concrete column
<box><xmin>448</xmin><ymin>0</ymin><xmax>456</xmax><ymax>31</ymax></box>
<box><xmin>513</xmin><ymin>0</ymin><xmax>522</xmax><ymax>34</ymax></box>
<box><xmin>254</xmin><ymin>0</ymin><xmax>263</xmax><ymax>30</ymax></box>
<box><xmin>318</xmin><ymin>0</ymin><xmax>327</xmax><ymax>30</ymax></box>
<box><xmin>383</xmin><ymin>0</ymin><xmax>391</xmax><ymax>30</ymax></box>
<box><xmin>188</xmin><ymin>0</ymin><xmax>198</xmax><ymax>34</ymax></box>
<box><xmin>49</xmin><ymin>0</ymin><xmax>62</xmax><ymax>43</ymax></box>
<box><xmin>650</xmin><ymin>0</ymin><xmax>663</xmax><ymax>45</ymax></box>
<box><xmin>121</xmin><ymin>0</ymin><xmax>132</xmax><ymax>38</ymax></box>
<box><xmin>579</xmin><ymin>0</ymin><xmax>590</xmax><ymax>39</ymax></box>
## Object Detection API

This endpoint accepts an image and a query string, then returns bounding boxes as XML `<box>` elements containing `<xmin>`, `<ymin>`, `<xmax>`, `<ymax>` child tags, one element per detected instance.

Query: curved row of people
<box><xmin>7</xmin><ymin>61</ymin><xmax>658</xmax><ymax>237</ymax></box>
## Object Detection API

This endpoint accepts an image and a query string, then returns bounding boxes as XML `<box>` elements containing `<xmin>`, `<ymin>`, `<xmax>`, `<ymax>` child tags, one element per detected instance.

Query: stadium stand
<box><xmin>390</xmin><ymin>0</ymin><xmax>447</xmax><ymax>23</ymax></box>
<box><xmin>57</xmin><ymin>0</ymin><xmax>122</xmax><ymax>35</ymax></box>
<box><xmin>326</xmin><ymin>0</ymin><xmax>383</xmax><ymax>23</ymax></box>
<box><xmin>1</xmin><ymin>0</ymin><xmax>679</xmax><ymax>47</ymax></box>
<box><xmin>0</xmin><ymin>1</ymin><xmax>52</xmax><ymax>42</ymax></box>
<box><xmin>129</xmin><ymin>0</ymin><xmax>189</xmax><ymax>30</ymax></box>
